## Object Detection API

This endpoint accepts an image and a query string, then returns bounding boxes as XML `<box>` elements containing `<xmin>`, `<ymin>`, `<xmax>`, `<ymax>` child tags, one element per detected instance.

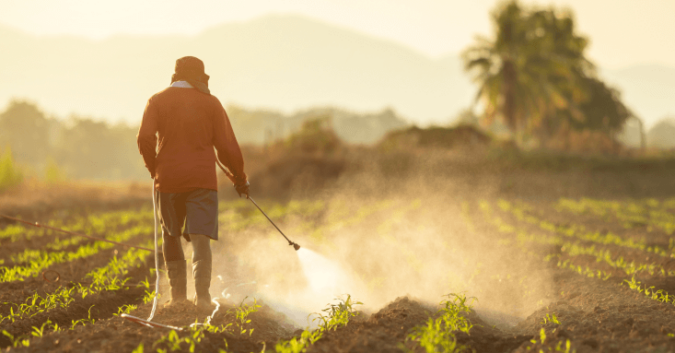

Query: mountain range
<box><xmin>0</xmin><ymin>14</ymin><xmax>673</xmax><ymax>128</ymax></box>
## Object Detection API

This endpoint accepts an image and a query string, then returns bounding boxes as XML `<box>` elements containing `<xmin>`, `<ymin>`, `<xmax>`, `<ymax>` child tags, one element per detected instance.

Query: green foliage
<box><xmin>0</xmin><ymin>223</ymin><xmax>151</xmax><ymax>283</ymax></box>
<box><xmin>152</xmin><ymin>327</ymin><xmax>205</xmax><ymax>353</ymax></box>
<box><xmin>275</xmin><ymin>295</ymin><xmax>362</xmax><ymax>353</ymax></box>
<box><xmin>462</xmin><ymin>0</ymin><xmax>630</xmax><ymax>144</ymax></box>
<box><xmin>44</xmin><ymin>157</ymin><xmax>67</xmax><ymax>183</ymax></box>
<box><xmin>228</xmin><ymin>105</ymin><xmax>407</xmax><ymax>145</ymax></box>
<box><xmin>314</xmin><ymin>294</ymin><xmax>362</xmax><ymax>331</ymax></box>
<box><xmin>2</xmin><ymin>329</ymin><xmax>30</xmax><ymax>348</ymax></box>
<box><xmin>492</xmin><ymin>198</ymin><xmax>671</xmax><ymax>279</ymax></box>
<box><xmin>131</xmin><ymin>343</ymin><xmax>144</xmax><ymax>353</ymax></box>
<box><xmin>0</xmin><ymin>100</ymin><xmax>50</xmax><ymax>166</ymax></box>
<box><xmin>114</xmin><ymin>304</ymin><xmax>138</xmax><ymax>316</ymax></box>
<box><xmin>0</xmin><ymin>146</ymin><xmax>23</xmax><ymax>191</ymax></box>
<box><xmin>624</xmin><ymin>277</ymin><xmax>675</xmax><ymax>305</ymax></box>
<box><xmin>275</xmin><ymin>330</ymin><xmax>323</xmax><ymax>353</ymax></box>
<box><xmin>405</xmin><ymin>293</ymin><xmax>475</xmax><ymax>353</ymax></box>
<box><xmin>556</xmin><ymin>197</ymin><xmax>675</xmax><ymax>235</ymax></box>
<box><xmin>284</xmin><ymin>116</ymin><xmax>341</xmax><ymax>154</ymax></box>
<box><xmin>541</xmin><ymin>312</ymin><xmax>560</xmax><ymax>326</ymax></box>
<box><xmin>528</xmin><ymin>328</ymin><xmax>574</xmax><ymax>352</ymax></box>
<box><xmin>379</xmin><ymin>125</ymin><xmax>491</xmax><ymax>151</ymax></box>
<box><xmin>0</xmin><ymin>241</ymin><xmax>151</xmax><ymax>324</ymax></box>
<box><xmin>32</xmin><ymin>319</ymin><xmax>59</xmax><ymax>337</ymax></box>
<box><xmin>234</xmin><ymin>297</ymin><xmax>261</xmax><ymax>336</ymax></box>
<box><xmin>70</xmin><ymin>305</ymin><xmax>96</xmax><ymax>330</ymax></box>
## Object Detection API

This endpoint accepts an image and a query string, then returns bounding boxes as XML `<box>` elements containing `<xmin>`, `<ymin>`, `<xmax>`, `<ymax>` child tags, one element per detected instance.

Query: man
<box><xmin>137</xmin><ymin>56</ymin><xmax>249</xmax><ymax>310</ymax></box>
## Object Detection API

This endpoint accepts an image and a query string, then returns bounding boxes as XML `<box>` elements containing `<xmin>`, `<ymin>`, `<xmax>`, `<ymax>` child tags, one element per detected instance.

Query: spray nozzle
<box><xmin>290</xmin><ymin>242</ymin><xmax>301</xmax><ymax>251</ymax></box>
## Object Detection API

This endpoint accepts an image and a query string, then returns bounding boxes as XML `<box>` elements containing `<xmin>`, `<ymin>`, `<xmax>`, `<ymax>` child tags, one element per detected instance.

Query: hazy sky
<box><xmin>1</xmin><ymin>0</ymin><xmax>674</xmax><ymax>69</ymax></box>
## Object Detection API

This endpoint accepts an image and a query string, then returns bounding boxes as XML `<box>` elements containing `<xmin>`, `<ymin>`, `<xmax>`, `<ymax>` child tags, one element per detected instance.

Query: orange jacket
<box><xmin>137</xmin><ymin>87</ymin><xmax>246</xmax><ymax>193</ymax></box>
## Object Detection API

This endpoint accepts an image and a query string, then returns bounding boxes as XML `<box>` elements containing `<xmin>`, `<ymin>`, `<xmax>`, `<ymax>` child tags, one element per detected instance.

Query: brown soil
<box><xmin>3</xmin><ymin>150</ymin><xmax>675</xmax><ymax>352</ymax></box>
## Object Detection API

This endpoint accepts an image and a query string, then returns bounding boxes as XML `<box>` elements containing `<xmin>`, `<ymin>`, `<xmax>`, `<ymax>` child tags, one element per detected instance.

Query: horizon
<box><xmin>2</xmin><ymin>0</ymin><xmax>675</xmax><ymax>69</ymax></box>
<box><xmin>1</xmin><ymin>3</ymin><xmax>674</xmax><ymax>129</ymax></box>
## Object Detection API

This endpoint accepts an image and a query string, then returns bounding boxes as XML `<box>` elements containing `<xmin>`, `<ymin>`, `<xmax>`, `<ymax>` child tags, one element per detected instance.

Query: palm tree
<box><xmin>462</xmin><ymin>1</ymin><xmax>593</xmax><ymax>143</ymax></box>
<box><xmin>462</xmin><ymin>1</ymin><xmax>530</xmax><ymax>134</ymax></box>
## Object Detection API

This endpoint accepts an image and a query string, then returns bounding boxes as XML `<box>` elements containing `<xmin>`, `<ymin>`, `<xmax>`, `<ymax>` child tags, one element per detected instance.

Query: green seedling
<box><xmin>405</xmin><ymin>293</ymin><xmax>475</xmax><ymax>353</ymax></box>
<box><xmin>541</xmin><ymin>312</ymin><xmax>561</xmax><ymax>325</ymax></box>
<box><xmin>31</xmin><ymin>319</ymin><xmax>55</xmax><ymax>337</ymax></box>
<box><xmin>152</xmin><ymin>327</ymin><xmax>205</xmax><ymax>353</ymax></box>
<box><xmin>275</xmin><ymin>328</ymin><xmax>323</xmax><ymax>353</ymax></box>
<box><xmin>114</xmin><ymin>304</ymin><xmax>138</xmax><ymax>316</ymax></box>
<box><xmin>1</xmin><ymin>224</ymin><xmax>150</xmax><ymax>283</ymax></box>
<box><xmin>70</xmin><ymin>305</ymin><xmax>96</xmax><ymax>330</ymax></box>
<box><xmin>234</xmin><ymin>297</ymin><xmax>261</xmax><ymax>336</ymax></box>
<box><xmin>624</xmin><ymin>277</ymin><xmax>675</xmax><ymax>306</ymax></box>
<box><xmin>313</xmin><ymin>294</ymin><xmax>362</xmax><ymax>332</ymax></box>
<box><xmin>528</xmin><ymin>328</ymin><xmax>574</xmax><ymax>352</ymax></box>
<box><xmin>275</xmin><ymin>295</ymin><xmax>362</xmax><ymax>353</ymax></box>
<box><xmin>2</xmin><ymin>330</ymin><xmax>30</xmax><ymax>348</ymax></box>
<box><xmin>131</xmin><ymin>343</ymin><xmax>144</xmax><ymax>353</ymax></box>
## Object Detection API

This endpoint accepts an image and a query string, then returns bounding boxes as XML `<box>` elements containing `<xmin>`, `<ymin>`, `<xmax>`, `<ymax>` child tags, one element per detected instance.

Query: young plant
<box><xmin>405</xmin><ymin>293</ymin><xmax>475</xmax><ymax>353</ymax></box>
<box><xmin>313</xmin><ymin>294</ymin><xmax>362</xmax><ymax>331</ymax></box>
<box><xmin>275</xmin><ymin>295</ymin><xmax>362</xmax><ymax>353</ymax></box>
<box><xmin>234</xmin><ymin>297</ymin><xmax>261</xmax><ymax>336</ymax></box>
<box><xmin>70</xmin><ymin>305</ymin><xmax>95</xmax><ymax>330</ymax></box>
<box><xmin>1</xmin><ymin>330</ymin><xmax>30</xmax><ymax>348</ymax></box>
<box><xmin>541</xmin><ymin>312</ymin><xmax>561</xmax><ymax>326</ymax></box>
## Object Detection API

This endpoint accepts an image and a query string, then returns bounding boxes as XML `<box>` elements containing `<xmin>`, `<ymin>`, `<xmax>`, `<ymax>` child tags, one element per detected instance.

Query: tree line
<box><xmin>0</xmin><ymin>100</ymin><xmax>147</xmax><ymax>181</ymax></box>
<box><xmin>0</xmin><ymin>100</ymin><xmax>409</xmax><ymax>181</ymax></box>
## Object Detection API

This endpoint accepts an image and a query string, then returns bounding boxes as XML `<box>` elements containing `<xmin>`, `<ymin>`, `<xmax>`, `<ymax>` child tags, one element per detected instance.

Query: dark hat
<box><xmin>171</xmin><ymin>56</ymin><xmax>211</xmax><ymax>95</ymax></box>
<box><xmin>174</xmin><ymin>56</ymin><xmax>208</xmax><ymax>78</ymax></box>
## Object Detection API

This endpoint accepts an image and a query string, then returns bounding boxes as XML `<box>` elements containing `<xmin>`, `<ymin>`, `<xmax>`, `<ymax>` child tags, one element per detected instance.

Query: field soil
<box><xmin>3</xmin><ymin>149</ymin><xmax>675</xmax><ymax>352</ymax></box>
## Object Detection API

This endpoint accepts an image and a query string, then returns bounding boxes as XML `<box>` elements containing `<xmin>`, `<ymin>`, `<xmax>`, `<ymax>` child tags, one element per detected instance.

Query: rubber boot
<box><xmin>164</xmin><ymin>260</ymin><xmax>188</xmax><ymax>307</ymax></box>
<box><xmin>191</xmin><ymin>234</ymin><xmax>213</xmax><ymax>311</ymax></box>
<box><xmin>192</xmin><ymin>259</ymin><xmax>212</xmax><ymax>310</ymax></box>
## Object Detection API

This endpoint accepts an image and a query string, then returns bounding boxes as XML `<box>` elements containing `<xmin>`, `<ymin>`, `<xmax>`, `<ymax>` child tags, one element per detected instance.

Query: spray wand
<box><xmin>216</xmin><ymin>159</ymin><xmax>301</xmax><ymax>251</ymax></box>
<box><xmin>247</xmin><ymin>196</ymin><xmax>301</xmax><ymax>250</ymax></box>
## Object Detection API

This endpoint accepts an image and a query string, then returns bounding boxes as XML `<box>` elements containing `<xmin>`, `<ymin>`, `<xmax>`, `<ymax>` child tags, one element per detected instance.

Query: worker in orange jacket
<box><xmin>137</xmin><ymin>56</ymin><xmax>249</xmax><ymax>310</ymax></box>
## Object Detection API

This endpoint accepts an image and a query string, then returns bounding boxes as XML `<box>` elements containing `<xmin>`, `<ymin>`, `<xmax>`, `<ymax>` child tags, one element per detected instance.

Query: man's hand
<box><xmin>234</xmin><ymin>180</ymin><xmax>250</xmax><ymax>198</ymax></box>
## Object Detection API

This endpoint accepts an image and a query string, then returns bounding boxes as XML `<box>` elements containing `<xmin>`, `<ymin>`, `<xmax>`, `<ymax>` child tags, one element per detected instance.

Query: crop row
<box><xmin>0</xmin><ymin>224</ymin><xmax>151</xmax><ymax>282</ymax></box>
<box><xmin>495</xmin><ymin>199</ymin><xmax>673</xmax><ymax>258</ymax></box>
<box><xmin>1</xmin><ymin>243</ymin><xmax>150</xmax><ymax>327</ymax></box>
<box><xmin>0</xmin><ymin>208</ymin><xmax>153</xmax><ymax>243</ymax></box>
<box><xmin>555</xmin><ymin>197</ymin><xmax>675</xmax><ymax>234</ymax></box>
<box><xmin>479</xmin><ymin>201</ymin><xmax>666</xmax><ymax>280</ymax></box>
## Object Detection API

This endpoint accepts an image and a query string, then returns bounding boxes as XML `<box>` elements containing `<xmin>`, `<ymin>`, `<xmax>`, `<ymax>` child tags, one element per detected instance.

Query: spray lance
<box><xmin>216</xmin><ymin>159</ymin><xmax>301</xmax><ymax>251</ymax></box>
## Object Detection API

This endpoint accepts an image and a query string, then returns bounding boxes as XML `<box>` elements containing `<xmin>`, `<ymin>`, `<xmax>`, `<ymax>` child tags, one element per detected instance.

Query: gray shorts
<box><xmin>155</xmin><ymin>188</ymin><xmax>219</xmax><ymax>240</ymax></box>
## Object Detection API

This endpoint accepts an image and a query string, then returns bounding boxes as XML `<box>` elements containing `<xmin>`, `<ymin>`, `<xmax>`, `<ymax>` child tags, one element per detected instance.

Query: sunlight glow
<box><xmin>296</xmin><ymin>248</ymin><xmax>348</xmax><ymax>295</ymax></box>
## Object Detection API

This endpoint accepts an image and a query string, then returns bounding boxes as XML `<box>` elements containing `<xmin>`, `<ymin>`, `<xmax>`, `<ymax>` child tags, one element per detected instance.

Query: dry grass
<box><xmin>0</xmin><ymin>180</ymin><xmax>151</xmax><ymax>219</ymax></box>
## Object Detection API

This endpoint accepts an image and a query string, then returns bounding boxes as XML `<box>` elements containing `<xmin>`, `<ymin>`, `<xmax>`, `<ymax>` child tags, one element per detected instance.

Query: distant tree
<box><xmin>462</xmin><ymin>2</ymin><xmax>530</xmax><ymax>133</ymax></box>
<box><xmin>285</xmin><ymin>115</ymin><xmax>341</xmax><ymax>154</ymax></box>
<box><xmin>0</xmin><ymin>99</ymin><xmax>50</xmax><ymax>166</ymax></box>
<box><xmin>54</xmin><ymin>117</ymin><xmax>146</xmax><ymax>180</ymax></box>
<box><xmin>574</xmin><ymin>77</ymin><xmax>632</xmax><ymax>135</ymax></box>
<box><xmin>462</xmin><ymin>1</ymin><xmax>632</xmax><ymax>148</ymax></box>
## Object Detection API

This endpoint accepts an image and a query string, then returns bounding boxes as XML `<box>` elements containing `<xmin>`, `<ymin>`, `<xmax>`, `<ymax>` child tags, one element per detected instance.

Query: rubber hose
<box><xmin>147</xmin><ymin>184</ymin><xmax>160</xmax><ymax>321</ymax></box>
